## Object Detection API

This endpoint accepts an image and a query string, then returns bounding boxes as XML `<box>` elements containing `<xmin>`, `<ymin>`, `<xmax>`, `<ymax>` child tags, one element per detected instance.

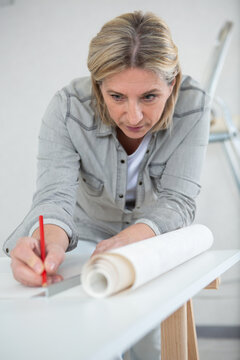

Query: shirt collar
<box><xmin>96</xmin><ymin>118</ymin><xmax>115</xmax><ymax>137</ymax></box>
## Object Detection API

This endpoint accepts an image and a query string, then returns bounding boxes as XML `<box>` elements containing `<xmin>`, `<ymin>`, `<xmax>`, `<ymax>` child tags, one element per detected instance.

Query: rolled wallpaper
<box><xmin>81</xmin><ymin>224</ymin><xmax>213</xmax><ymax>298</ymax></box>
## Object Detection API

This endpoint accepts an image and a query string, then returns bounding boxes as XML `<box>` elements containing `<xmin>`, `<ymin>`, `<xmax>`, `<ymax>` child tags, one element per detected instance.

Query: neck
<box><xmin>116</xmin><ymin>128</ymin><xmax>144</xmax><ymax>155</ymax></box>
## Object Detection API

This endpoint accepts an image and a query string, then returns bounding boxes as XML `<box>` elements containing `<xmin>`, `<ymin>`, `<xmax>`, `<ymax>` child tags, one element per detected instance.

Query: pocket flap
<box><xmin>149</xmin><ymin>163</ymin><xmax>166</xmax><ymax>178</ymax></box>
<box><xmin>81</xmin><ymin>171</ymin><xmax>103</xmax><ymax>191</ymax></box>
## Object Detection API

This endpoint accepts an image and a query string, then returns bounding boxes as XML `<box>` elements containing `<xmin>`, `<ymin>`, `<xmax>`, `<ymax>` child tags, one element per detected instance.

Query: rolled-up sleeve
<box><xmin>135</xmin><ymin>101</ymin><xmax>211</xmax><ymax>235</ymax></box>
<box><xmin>3</xmin><ymin>91</ymin><xmax>81</xmax><ymax>255</ymax></box>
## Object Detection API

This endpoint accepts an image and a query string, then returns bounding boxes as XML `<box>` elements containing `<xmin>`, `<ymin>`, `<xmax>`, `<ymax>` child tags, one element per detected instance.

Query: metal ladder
<box><xmin>202</xmin><ymin>21</ymin><xmax>240</xmax><ymax>192</ymax></box>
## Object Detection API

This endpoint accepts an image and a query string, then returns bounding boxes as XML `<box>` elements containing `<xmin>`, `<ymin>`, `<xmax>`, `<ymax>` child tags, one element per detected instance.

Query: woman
<box><xmin>3</xmin><ymin>11</ymin><xmax>210</xmax><ymax>360</ymax></box>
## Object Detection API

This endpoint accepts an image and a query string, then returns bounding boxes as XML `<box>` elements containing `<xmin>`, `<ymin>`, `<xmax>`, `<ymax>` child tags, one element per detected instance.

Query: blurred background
<box><xmin>0</xmin><ymin>0</ymin><xmax>239</xmax><ymax>358</ymax></box>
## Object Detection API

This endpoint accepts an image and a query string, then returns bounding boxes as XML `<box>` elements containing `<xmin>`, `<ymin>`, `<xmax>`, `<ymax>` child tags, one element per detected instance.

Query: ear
<box><xmin>171</xmin><ymin>77</ymin><xmax>176</xmax><ymax>86</ymax></box>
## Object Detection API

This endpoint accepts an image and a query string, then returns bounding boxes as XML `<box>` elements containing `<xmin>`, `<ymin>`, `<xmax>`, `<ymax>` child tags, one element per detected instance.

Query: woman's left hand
<box><xmin>91</xmin><ymin>223</ymin><xmax>156</xmax><ymax>257</ymax></box>
<box><xmin>91</xmin><ymin>236</ymin><xmax>127</xmax><ymax>257</ymax></box>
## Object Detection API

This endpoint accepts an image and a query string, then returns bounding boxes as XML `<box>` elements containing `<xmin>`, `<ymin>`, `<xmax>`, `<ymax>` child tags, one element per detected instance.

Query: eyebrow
<box><xmin>106</xmin><ymin>88</ymin><xmax>162</xmax><ymax>96</ymax></box>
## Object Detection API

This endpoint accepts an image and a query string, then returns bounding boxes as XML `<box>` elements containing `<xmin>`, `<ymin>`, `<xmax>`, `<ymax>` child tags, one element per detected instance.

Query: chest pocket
<box><xmin>149</xmin><ymin>162</ymin><xmax>166</xmax><ymax>192</ymax></box>
<box><xmin>80</xmin><ymin>170</ymin><xmax>104</xmax><ymax>197</ymax></box>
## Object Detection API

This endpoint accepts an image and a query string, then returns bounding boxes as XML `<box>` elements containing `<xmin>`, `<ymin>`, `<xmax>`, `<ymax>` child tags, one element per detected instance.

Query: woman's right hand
<box><xmin>10</xmin><ymin>225</ymin><xmax>69</xmax><ymax>287</ymax></box>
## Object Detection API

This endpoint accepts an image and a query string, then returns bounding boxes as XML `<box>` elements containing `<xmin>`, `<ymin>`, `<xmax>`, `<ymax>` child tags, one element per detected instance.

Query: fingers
<box><xmin>11</xmin><ymin>258</ymin><xmax>63</xmax><ymax>287</ymax></box>
<box><xmin>11</xmin><ymin>257</ymin><xmax>43</xmax><ymax>287</ymax></box>
<box><xmin>10</xmin><ymin>237</ymin><xmax>65</xmax><ymax>287</ymax></box>
<box><xmin>44</xmin><ymin>243</ymin><xmax>65</xmax><ymax>274</ymax></box>
<box><xmin>10</xmin><ymin>237</ymin><xmax>44</xmax><ymax>275</ymax></box>
<box><xmin>91</xmin><ymin>237</ymin><xmax>119</xmax><ymax>257</ymax></box>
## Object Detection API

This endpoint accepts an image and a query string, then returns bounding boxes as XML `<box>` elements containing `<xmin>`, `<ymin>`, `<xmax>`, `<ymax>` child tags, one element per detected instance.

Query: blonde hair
<box><xmin>87</xmin><ymin>11</ymin><xmax>182</xmax><ymax>131</ymax></box>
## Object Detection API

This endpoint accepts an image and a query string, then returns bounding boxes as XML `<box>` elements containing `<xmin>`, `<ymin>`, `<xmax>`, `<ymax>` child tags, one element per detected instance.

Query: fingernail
<box><xmin>52</xmin><ymin>276</ymin><xmax>62</xmax><ymax>283</ymax></box>
<box><xmin>46</xmin><ymin>261</ymin><xmax>56</xmax><ymax>271</ymax></box>
<box><xmin>34</xmin><ymin>263</ymin><xmax>44</xmax><ymax>274</ymax></box>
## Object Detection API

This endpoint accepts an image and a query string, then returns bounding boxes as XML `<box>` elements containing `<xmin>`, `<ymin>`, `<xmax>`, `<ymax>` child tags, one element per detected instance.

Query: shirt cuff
<box><xmin>28</xmin><ymin>218</ymin><xmax>73</xmax><ymax>238</ymax></box>
<box><xmin>134</xmin><ymin>218</ymin><xmax>161</xmax><ymax>236</ymax></box>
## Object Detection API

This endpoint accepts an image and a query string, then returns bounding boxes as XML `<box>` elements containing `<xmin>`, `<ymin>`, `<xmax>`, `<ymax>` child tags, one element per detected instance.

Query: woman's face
<box><xmin>100</xmin><ymin>67</ymin><xmax>175</xmax><ymax>140</ymax></box>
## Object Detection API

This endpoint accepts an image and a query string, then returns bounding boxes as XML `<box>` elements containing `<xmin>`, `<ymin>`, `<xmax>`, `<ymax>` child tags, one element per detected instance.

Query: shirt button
<box><xmin>125</xmin><ymin>221</ymin><xmax>130</xmax><ymax>224</ymax></box>
<box><xmin>139</xmin><ymin>181</ymin><xmax>143</xmax><ymax>186</ymax></box>
<box><xmin>119</xmin><ymin>194</ymin><xmax>124</xmax><ymax>198</ymax></box>
<box><xmin>146</xmin><ymin>149</ymin><xmax>150</xmax><ymax>154</ymax></box>
<box><xmin>120</xmin><ymin>159</ymin><xmax>125</xmax><ymax>164</ymax></box>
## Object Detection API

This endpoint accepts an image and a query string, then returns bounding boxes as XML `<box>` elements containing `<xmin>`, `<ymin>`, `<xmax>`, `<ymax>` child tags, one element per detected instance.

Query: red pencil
<box><xmin>39</xmin><ymin>215</ymin><xmax>47</xmax><ymax>287</ymax></box>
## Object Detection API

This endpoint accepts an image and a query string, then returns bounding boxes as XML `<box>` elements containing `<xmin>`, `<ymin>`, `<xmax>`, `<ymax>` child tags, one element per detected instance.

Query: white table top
<box><xmin>0</xmin><ymin>249</ymin><xmax>239</xmax><ymax>360</ymax></box>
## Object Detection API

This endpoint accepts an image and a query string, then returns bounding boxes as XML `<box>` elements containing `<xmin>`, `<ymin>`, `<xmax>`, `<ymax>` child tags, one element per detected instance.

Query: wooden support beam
<box><xmin>161</xmin><ymin>277</ymin><xmax>220</xmax><ymax>359</ymax></box>
<box><xmin>204</xmin><ymin>277</ymin><xmax>220</xmax><ymax>289</ymax></box>
<box><xmin>187</xmin><ymin>299</ymin><xmax>199</xmax><ymax>360</ymax></box>
<box><xmin>161</xmin><ymin>303</ymin><xmax>187</xmax><ymax>360</ymax></box>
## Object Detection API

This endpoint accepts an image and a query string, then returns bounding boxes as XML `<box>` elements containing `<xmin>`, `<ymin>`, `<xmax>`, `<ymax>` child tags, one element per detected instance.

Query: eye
<box><xmin>110</xmin><ymin>94</ymin><xmax>124</xmax><ymax>102</ymax></box>
<box><xmin>143</xmin><ymin>94</ymin><xmax>157</xmax><ymax>102</ymax></box>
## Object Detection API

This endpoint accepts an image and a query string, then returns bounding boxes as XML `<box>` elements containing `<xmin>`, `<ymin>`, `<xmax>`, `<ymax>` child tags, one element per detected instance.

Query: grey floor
<box><xmin>198</xmin><ymin>338</ymin><xmax>240</xmax><ymax>360</ymax></box>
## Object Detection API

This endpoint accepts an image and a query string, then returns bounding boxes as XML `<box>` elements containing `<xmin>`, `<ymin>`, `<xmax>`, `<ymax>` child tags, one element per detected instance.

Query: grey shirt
<box><xmin>3</xmin><ymin>75</ymin><xmax>210</xmax><ymax>255</ymax></box>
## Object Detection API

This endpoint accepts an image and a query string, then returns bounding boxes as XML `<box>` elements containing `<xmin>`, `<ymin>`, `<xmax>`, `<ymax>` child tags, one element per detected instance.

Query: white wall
<box><xmin>0</xmin><ymin>0</ymin><xmax>239</xmax><ymax>325</ymax></box>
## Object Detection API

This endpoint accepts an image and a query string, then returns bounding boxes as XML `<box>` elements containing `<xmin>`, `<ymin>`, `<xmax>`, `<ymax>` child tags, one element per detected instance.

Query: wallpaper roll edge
<box><xmin>81</xmin><ymin>253</ymin><xmax>135</xmax><ymax>298</ymax></box>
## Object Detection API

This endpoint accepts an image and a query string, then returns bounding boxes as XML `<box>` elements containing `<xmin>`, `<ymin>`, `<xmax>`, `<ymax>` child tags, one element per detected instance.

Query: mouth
<box><xmin>126</xmin><ymin>126</ymin><xmax>144</xmax><ymax>132</ymax></box>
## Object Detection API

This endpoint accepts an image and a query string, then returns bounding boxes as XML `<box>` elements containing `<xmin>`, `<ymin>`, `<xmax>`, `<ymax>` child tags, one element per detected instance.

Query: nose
<box><xmin>127</xmin><ymin>101</ymin><xmax>143</xmax><ymax>125</ymax></box>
